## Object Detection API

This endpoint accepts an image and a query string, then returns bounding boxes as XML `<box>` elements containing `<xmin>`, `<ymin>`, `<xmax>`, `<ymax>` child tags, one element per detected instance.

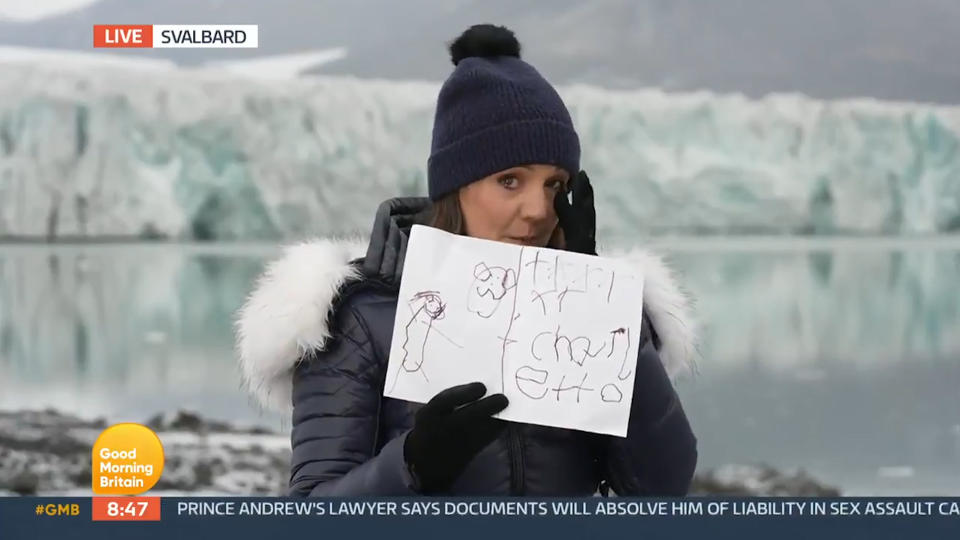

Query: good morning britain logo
<box><xmin>93</xmin><ymin>25</ymin><xmax>258</xmax><ymax>48</ymax></box>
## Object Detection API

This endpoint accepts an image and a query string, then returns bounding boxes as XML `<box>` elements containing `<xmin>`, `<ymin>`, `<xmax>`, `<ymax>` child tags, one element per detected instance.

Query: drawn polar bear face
<box><xmin>467</xmin><ymin>262</ymin><xmax>517</xmax><ymax>319</ymax></box>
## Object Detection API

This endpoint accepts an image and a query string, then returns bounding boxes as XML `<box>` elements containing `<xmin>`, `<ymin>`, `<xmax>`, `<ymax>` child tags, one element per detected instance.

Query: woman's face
<box><xmin>458</xmin><ymin>164</ymin><xmax>570</xmax><ymax>247</ymax></box>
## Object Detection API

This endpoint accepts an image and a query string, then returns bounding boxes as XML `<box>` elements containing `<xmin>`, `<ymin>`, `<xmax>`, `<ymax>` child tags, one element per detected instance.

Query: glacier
<box><xmin>1</xmin><ymin>60</ymin><xmax>959</xmax><ymax>240</ymax></box>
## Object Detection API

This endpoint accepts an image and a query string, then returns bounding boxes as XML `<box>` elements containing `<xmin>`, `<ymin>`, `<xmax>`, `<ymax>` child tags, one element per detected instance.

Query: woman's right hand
<box><xmin>403</xmin><ymin>382</ymin><xmax>509</xmax><ymax>494</ymax></box>
<box><xmin>554</xmin><ymin>170</ymin><xmax>597</xmax><ymax>255</ymax></box>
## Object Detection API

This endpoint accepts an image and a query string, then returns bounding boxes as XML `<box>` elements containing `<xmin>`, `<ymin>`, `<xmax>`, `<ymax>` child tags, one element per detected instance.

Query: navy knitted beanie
<box><xmin>427</xmin><ymin>24</ymin><xmax>581</xmax><ymax>201</ymax></box>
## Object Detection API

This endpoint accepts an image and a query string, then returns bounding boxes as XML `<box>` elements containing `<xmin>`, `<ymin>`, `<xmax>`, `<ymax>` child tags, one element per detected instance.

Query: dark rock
<box><xmin>166</xmin><ymin>411</ymin><xmax>205</xmax><ymax>432</ymax></box>
<box><xmin>150</xmin><ymin>410</ymin><xmax>234</xmax><ymax>433</ymax></box>
<box><xmin>144</xmin><ymin>413</ymin><xmax>165</xmax><ymax>431</ymax></box>
<box><xmin>193</xmin><ymin>462</ymin><xmax>213</xmax><ymax>486</ymax></box>
<box><xmin>69</xmin><ymin>464</ymin><xmax>92</xmax><ymax>487</ymax></box>
<box><xmin>691</xmin><ymin>463</ymin><xmax>841</xmax><ymax>496</ymax></box>
<box><xmin>10</xmin><ymin>471</ymin><xmax>39</xmax><ymax>495</ymax></box>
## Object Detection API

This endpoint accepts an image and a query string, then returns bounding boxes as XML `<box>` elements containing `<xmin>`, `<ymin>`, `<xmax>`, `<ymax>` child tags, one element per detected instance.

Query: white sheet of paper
<box><xmin>385</xmin><ymin>225</ymin><xmax>646</xmax><ymax>437</ymax></box>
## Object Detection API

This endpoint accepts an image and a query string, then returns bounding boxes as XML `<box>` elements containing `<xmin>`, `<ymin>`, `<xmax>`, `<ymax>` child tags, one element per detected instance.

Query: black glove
<box><xmin>403</xmin><ymin>382</ymin><xmax>509</xmax><ymax>494</ymax></box>
<box><xmin>554</xmin><ymin>170</ymin><xmax>597</xmax><ymax>255</ymax></box>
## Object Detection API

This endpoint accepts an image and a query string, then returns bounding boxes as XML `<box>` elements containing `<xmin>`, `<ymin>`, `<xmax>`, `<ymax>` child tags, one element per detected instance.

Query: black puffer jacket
<box><xmin>237</xmin><ymin>198</ymin><xmax>699</xmax><ymax>496</ymax></box>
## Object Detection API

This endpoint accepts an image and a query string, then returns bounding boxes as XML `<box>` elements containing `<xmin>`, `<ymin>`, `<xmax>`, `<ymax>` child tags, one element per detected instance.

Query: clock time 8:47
<box><xmin>107</xmin><ymin>500</ymin><xmax>149</xmax><ymax>517</ymax></box>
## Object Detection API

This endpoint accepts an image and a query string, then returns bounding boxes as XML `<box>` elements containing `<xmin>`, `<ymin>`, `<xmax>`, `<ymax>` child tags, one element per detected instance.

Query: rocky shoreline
<box><xmin>0</xmin><ymin>409</ymin><xmax>839</xmax><ymax>496</ymax></box>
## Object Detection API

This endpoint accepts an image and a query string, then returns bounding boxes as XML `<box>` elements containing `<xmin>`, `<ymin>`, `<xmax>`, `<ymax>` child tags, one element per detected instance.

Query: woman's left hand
<box><xmin>554</xmin><ymin>170</ymin><xmax>597</xmax><ymax>255</ymax></box>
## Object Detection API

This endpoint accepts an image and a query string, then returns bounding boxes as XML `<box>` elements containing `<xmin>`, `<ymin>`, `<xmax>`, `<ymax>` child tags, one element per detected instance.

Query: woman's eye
<box><xmin>498</xmin><ymin>176</ymin><xmax>519</xmax><ymax>189</ymax></box>
<box><xmin>547</xmin><ymin>179</ymin><xmax>566</xmax><ymax>192</ymax></box>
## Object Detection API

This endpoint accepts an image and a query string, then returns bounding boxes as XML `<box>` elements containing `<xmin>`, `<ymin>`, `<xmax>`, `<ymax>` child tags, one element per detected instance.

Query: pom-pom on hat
<box><xmin>427</xmin><ymin>24</ymin><xmax>581</xmax><ymax>200</ymax></box>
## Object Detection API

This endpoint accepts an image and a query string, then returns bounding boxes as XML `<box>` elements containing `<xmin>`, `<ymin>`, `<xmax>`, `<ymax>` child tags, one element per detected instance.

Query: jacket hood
<box><xmin>360</xmin><ymin>197</ymin><xmax>430</xmax><ymax>286</ymax></box>
<box><xmin>236</xmin><ymin>199</ymin><xmax>700</xmax><ymax>413</ymax></box>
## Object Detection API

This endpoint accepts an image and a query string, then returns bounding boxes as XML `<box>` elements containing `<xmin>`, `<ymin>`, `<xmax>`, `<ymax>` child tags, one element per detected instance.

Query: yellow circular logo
<box><xmin>91</xmin><ymin>423</ymin><xmax>164</xmax><ymax>495</ymax></box>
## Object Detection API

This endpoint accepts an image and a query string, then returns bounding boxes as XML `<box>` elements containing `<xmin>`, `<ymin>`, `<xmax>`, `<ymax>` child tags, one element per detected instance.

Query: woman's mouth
<box><xmin>506</xmin><ymin>235</ymin><xmax>538</xmax><ymax>245</ymax></box>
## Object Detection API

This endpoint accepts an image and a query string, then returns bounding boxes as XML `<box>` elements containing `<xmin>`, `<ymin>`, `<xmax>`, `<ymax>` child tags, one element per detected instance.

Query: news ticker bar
<box><xmin>21</xmin><ymin>497</ymin><xmax>960</xmax><ymax>518</ymax></box>
<box><xmin>10</xmin><ymin>497</ymin><xmax>960</xmax><ymax>532</ymax></box>
<box><xmin>93</xmin><ymin>25</ymin><xmax>258</xmax><ymax>48</ymax></box>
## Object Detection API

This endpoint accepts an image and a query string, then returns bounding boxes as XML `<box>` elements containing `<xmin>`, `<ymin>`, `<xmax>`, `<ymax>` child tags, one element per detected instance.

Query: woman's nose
<box><xmin>519</xmin><ymin>190</ymin><xmax>553</xmax><ymax>221</ymax></box>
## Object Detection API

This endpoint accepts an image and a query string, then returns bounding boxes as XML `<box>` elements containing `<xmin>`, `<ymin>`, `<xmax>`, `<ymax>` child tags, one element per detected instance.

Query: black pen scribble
<box><xmin>567</xmin><ymin>336</ymin><xmax>607</xmax><ymax>366</ymax></box>
<box><xmin>601</xmin><ymin>384</ymin><xmax>623</xmax><ymax>403</ymax></box>
<box><xmin>551</xmin><ymin>373</ymin><xmax>594</xmax><ymax>403</ymax></box>
<box><xmin>415</xmin><ymin>319</ymin><xmax>464</xmax><ymax>349</ymax></box>
<box><xmin>498</xmin><ymin>335</ymin><xmax>519</xmax><ymax>348</ymax></box>
<box><xmin>464</xmin><ymin>249</ymin><xmax>631</xmax><ymax>408</ymax></box>
<box><xmin>531</xmin><ymin>329</ymin><xmax>553</xmax><ymax>362</ymax></box>
<box><xmin>607</xmin><ymin>327</ymin><xmax>625</xmax><ymax>357</ymax></box>
<box><xmin>530</xmin><ymin>325</ymin><xmax>607</xmax><ymax>366</ymax></box>
<box><xmin>607</xmin><ymin>271</ymin><xmax>616</xmax><ymax>303</ymax></box>
<box><xmin>517</xmin><ymin>323</ymin><xmax>635</xmax><ymax>407</ymax></box>
<box><xmin>498</xmin><ymin>248</ymin><xmax>524</xmax><ymax>393</ymax></box>
<box><xmin>389</xmin><ymin>290</ymin><xmax>459</xmax><ymax>393</ymax></box>
<box><xmin>615</xmin><ymin>327</ymin><xmax>633</xmax><ymax>381</ymax></box>
<box><xmin>530</xmin><ymin>289</ymin><xmax>548</xmax><ymax>316</ymax></box>
<box><xmin>515</xmin><ymin>366</ymin><xmax>550</xmax><ymax>399</ymax></box>
<box><xmin>557</xmin><ymin>286</ymin><xmax>572</xmax><ymax>312</ymax></box>
<box><xmin>525</xmin><ymin>253</ymin><xmax>620</xmax><ymax>315</ymax></box>
<box><xmin>524</xmin><ymin>251</ymin><xmax>548</xmax><ymax>281</ymax></box>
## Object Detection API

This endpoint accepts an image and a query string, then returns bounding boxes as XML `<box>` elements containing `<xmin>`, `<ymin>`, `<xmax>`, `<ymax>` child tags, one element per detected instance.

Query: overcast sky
<box><xmin>0</xmin><ymin>0</ymin><xmax>100</xmax><ymax>21</ymax></box>
<box><xmin>1</xmin><ymin>0</ymin><xmax>958</xmax><ymax>104</ymax></box>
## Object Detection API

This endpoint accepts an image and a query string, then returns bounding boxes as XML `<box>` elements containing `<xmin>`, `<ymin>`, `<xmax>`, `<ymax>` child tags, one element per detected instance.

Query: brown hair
<box><xmin>426</xmin><ymin>192</ymin><xmax>464</xmax><ymax>234</ymax></box>
<box><xmin>423</xmin><ymin>191</ymin><xmax>565</xmax><ymax>248</ymax></box>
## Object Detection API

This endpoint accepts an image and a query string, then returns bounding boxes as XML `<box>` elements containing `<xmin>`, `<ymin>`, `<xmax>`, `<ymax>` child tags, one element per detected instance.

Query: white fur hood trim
<box><xmin>236</xmin><ymin>240</ymin><xmax>699</xmax><ymax>412</ymax></box>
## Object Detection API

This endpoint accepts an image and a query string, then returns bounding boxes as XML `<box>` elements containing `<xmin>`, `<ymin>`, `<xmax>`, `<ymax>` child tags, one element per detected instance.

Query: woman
<box><xmin>237</xmin><ymin>24</ymin><xmax>698</xmax><ymax>496</ymax></box>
